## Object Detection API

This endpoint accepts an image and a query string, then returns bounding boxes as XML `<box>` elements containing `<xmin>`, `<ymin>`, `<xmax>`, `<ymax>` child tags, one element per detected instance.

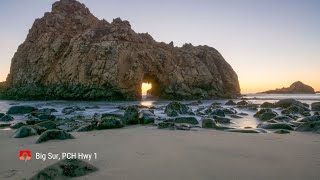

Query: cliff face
<box><xmin>261</xmin><ymin>81</ymin><xmax>315</xmax><ymax>94</ymax></box>
<box><xmin>4</xmin><ymin>0</ymin><xmax>240</xmax><ymax>100</ymax></box>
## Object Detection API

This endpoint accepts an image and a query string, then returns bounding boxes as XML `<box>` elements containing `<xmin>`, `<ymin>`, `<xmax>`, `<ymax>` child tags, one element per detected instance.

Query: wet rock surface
<box><xmin>7</xmin><ymin>105</ymin><xmax>37</xmax><ymax>115</ymax></box>
<box><xmin>29</xmin><ymin>159</ymin><xmax>98</xmax><ymax>180</ymax></box>
<box><xmin>36</xmin><ymin>130</ymin><xmax>75</xmax><ymax>144</ymax></box>
<box><xmin>13</xmin><ymin>126</ymin><xmax>37</xmax><ymax>138</ymax></box>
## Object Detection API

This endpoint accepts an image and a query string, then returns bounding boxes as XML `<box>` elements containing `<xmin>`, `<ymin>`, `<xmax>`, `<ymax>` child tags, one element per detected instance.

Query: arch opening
<box><xmin>140</xmin><ymin>73</ymin><xmax>161</xmax><ymax>100</ymax></box>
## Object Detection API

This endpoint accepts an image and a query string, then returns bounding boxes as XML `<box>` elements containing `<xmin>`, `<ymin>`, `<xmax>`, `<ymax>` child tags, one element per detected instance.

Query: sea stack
<box><xmin>2</xmin><ymin>0</ymin><xmax>240</xmax><ymax>100</ymax></box>
<box><xmin>261</xmin><ymin>81</ymin><xmax>315</xmax><ymax>94</ymax></box>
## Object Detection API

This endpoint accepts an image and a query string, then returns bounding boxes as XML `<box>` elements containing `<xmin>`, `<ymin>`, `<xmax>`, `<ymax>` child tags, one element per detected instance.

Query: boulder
<box><xmin>62</xmin><ymin>106</ymin><xmax>85</xmax><ymax>114</ymax></box>
<box><xmin>237</xmin><ymin>104</ymin><xmax>259</xmax><ymax>111</ymax></box>
<box><xmin>209</xmin><ymin>109</ymin><xmax>226</xmax><ymax>117</ymax></box>
<box><xmin>0</xmin><ymin>114</ymin><xmax>14</xmax><ymax>122</ymax></box>
<box><xmin>274</xmin><ymin>116</ymin><xmax>294</xmax><ymax>122</ymax></box>
<box><xmin>7</xmin><ymin>105</ymin><xmax>37</xmax><ymax>115</ymax></box>
<box><xmin>311</xmin><ymin>102</ymin><xmax>320</xmax><ymax>111</ymax></box>
<box><xmin>164</xmin><ymin>102</ymin><xmax>191</xmax><ymax>117</ymax></box>
<box><xmin>96</xmin><ymin>116</ymin><xmax>124</xmax><ymax>129</ymax></box>
<box><xmin>29</xmin><ymin>159</ymin><xmax>97</xmax><ymax>180</ymax></box>
<box><xmin>238</xmin><ymin>112</ymin><xmax>249</xmax><ymax>116</ymax></box>
<box><xmin>101</xmin><ymin>111</ymin><xmax>125</xmax><ymax>120</ymax></box>
<box><xmin>124</xmin><ymin>105</ymin><xmax>139</xmax><ymax>124</ymax></box>
<box><xmin>37</xmin><ymin>114</ymin><xmax>56</xmax><ymax>121</ymax></box>
<box><xmin>201</xmin><ymin>118</ymin><xmax>217</xmax><ymax>128</ymax></box>
<box><xmin>254</xmin><ymin>109</ymin><xmax>278</xmax><ymax>121</ymax></box>
<box><xmin>158</xmin><ymin>122</ymin><xmax>175</xmax><ymax>130</ymax></box>
<box><xmin>210</xmin><ymin>115</ymin><xmax>231</xmax><ymax>124</ymax></box>
<box><xmin>13</xmin><ymin>126</ymin><xmax>37</xmax><ymax>138</ymax></box>
<box><xmin>175</xmin><ymin>124</ymin><xmax>192</xmax><ymax>131</ymax></box>
<box><xmin>29</xmin><ymin>125</ymin><xmax>47</xmax><ymax>135</ymax></box>
<box><xmin>274</xmin><ymin>99</ymin><xmax>306</xmax><ymax>108</ymax></box>
<box><xmin>0</xmin><ymin>123</ymin><xmax>11</xmax><ymax>128</ymax></box>
<box><xmin>225</xmin><ymin>100</ymin><xmax>236</xmax><ymax>105</ymax></box>
<box><xmin>36</xmin><ymin>130</ymin><xmax>75</xmax><ymax>144</ymax></box>
<box><xmin>298</xmin><ymin>115</ymin><xmax>320</xmax><ymax>122</ymax></box>
<box><xmin>260</xmin><ymin>102</ymin><xmax>275</xmax><ymax>108</ymax></box>
<box><xmin>36</xmin><ymin>120</ymin><xmax>57</xmax><ymax>129</ymax></box>
<box><xmin>229</xmin><ymin>114</ymin><xmax>242</xmax><ymax>119</ymax></box>
<box><xmin>295</xmin><ymin>121</ymin><xmax>320</xmax><ymax>132</ymax></box>
<box><xmin>274</xmin><ymin>129</ymin><xmax>290</xmax><ymax>134</ymax></box>
<box><xmin>257</xmin><ymin>122</ymin><xmax>294</xmax><ymax>130</ymax></box>
<box><xmin>26</xmin><ymin>118</ymin><xmax>43</xmax><ymax>125</ymax></box>
<box><xmin>227</xmin><ymin>129</ymin><xmax>261</xmax><ymax>133</ymax></box>
<box><xmin>76</xmin><ymin>124</ymin><xmax>96</xmax><ymax>132</ymax></box>
<box><xmin>285</xmin><ymin>105</ymin><xmax>310</xmax><ymax>114</ymax></box>
<box><xmin>139</xmin><ymin>110</ymin><xmax>156</xmax><ymax>124</ymax></box>
<box><xmin>237</xmin><ymin>100</ymin><xmax>249</xmax><ymax>106</ymax></box>
<box><xmin>174</xmin><ymin>117</ymin><xmax>198</xmax><ymax>125</ymax></box>
<box><xmin>10</xmin><ymin>122</ymin><xmax>27</xmax><ymax>129</ymax></box>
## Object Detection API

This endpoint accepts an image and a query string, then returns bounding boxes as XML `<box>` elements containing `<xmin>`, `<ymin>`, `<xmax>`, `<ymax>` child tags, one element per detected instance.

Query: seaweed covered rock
<box><xmin>260</xmin><ymin>102</ymin><xmax>275</xmax><ymax>108</ymax></box>
<box><xmin>36</xmin><ymin>120</ymin><xmax>57</xmax><ymax>130</ymax></box>
<box><xmin>257</xmin><ymin>122</ymin><xmax>294</xmax><ymax>130</ymax></box>
<box><xmin>237</xmin><ymin>100</ymin><xmax>249</xmax><ymax>106</ymax></box>
<box><xmin>296</xmin><ymin>121</ymin><xmax>320</xmax><ymax>132</ymax></box>
<box><xmin>13</xmin><ymin>126</ymin><xmax>37</xmax><ymax>138</ymax></box>
<box><xmin>76</xmin><ymin>124</ymin><xmax>97</xmax><ymax>132</ymax></box>
<box><xmin>96</xmin><ymin>116</ymin><xmax>124</xmax><ymax>129</ymax></box>
<box><xmin>274</xmin><ymin>99</ymin><xmax>307</xmax><ymax>108</ymax></box>
<box><xmin>254</xmin><ymin>109</ymin><xmax>278</xmax><ymax>121</ymax></box>
<box><xmin>165</xmin><ymin>102</ymin><xmax>191</xmax><ymax>117</ymax></box>
<box><xmin>225</xmin><ymin>100</ymin><xmax>236</xmax><ymax>106</ymax></box>
<box><xmin>274</xmin><ymin>129</ymin><xmax>291</xmax><ymax>134</ymax></box>
<box><xmin>0</xmin><ymin>114</ymin><xmax>14</xmax><ymax>122</ymax></box>
<box><xmin>139</xmin><ymin>110</ymin><xmax>156</xmax><ymax>124</ymax></box>
<box><xmin>62</xmin><ymin>106</ymin><xmax>85</xmax><ymax>114</ymax></box>
<box><xmin>29</xmin><ymin>159</ymin><xmax>98</xmax><ymax>180</ymax></box>
<box><xmin>7</xmin><ymin>105</ymin><xmax>37</xmax><ymax>115</ymax></box>
<box><xmin>123</xmin><ymin>106</ymin><xmax>139</xmax><ymax>124</ymax></box>
<box><xmin>36</xmin><ymin>130</ymin><xmax>75</xmax><ymax>144</ymax></box>
<box><xmin>311</xmin><ymin>102</ymin><xmax>320</xmax><ymax>111</ymax></box>
<box><xmin>227</xmin><ymin>129</ymin><xmax>262</xmax><ymax>133</ymax></box>
<box><xmin>201</xmin><ymin>118</ymin><xmax>217</xmax><ymax>128</ymax></box>
<box><xmin>10</xmin><ymin>122</ymin><xmax>27</xmax><ymax>129</ymax></box>
<box><xmin>158</xmin><ymin>122</ymin><xmax>175</xmax><ymax>130</ymax></box>
<box><xmin>174</xmin><ymin>117</ymin><xmax>198</xmax><ymax>125</ymax></box>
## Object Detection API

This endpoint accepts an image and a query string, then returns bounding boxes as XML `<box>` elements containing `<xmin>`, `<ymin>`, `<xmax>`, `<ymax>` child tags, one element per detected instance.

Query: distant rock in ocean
<box><xmin>261</xmin><ymin>81</ymin><xmax>315</xmax><ymax>94</ymax></box>
<box><xmin>0</xmin><ymin>0</ymin><xmax>240</xmax><ymax>100</ymax></box>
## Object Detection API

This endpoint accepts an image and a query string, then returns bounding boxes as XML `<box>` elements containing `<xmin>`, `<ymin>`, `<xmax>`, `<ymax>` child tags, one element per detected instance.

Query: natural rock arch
<box><xmin>1</xmin><ymin>0</ymin><xmax>240</xmax><ymax>100</ymax></box>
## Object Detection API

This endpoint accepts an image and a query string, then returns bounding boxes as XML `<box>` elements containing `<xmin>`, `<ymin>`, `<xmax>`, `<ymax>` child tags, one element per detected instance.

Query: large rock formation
<box><xmin>2</xmin><ymin>0</ymin><xmax>240</xmax><ymax>100</ymax></box>
<box><xmin>261</xmin><ymin>81</ymin><xmax>315</xmax><ymax>94</ymax></box>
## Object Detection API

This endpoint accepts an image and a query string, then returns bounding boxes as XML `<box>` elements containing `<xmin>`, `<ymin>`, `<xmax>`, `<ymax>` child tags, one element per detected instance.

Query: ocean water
<box><xmin>0</xmin><ymin>93</ymin><xmax>319</xmax><ymax>130</ymax></box>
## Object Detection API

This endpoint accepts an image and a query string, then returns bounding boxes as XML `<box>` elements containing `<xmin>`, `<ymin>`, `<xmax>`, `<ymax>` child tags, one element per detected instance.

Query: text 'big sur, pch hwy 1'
<box><xmin>35</xmin><ymin>152</ymin><xmax>97</xmax><ymax>161</ymax></box>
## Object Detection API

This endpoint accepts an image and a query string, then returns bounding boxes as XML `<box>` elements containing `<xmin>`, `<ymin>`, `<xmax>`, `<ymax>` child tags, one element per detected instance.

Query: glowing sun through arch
<box><xmin>141</xmin><ymin>83</ymin><xmax>152</xmax><ymax>96</ymax></box>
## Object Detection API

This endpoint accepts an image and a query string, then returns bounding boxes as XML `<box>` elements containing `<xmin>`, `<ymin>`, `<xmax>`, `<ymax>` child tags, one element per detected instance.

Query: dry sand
<box><xmin>0</xmin><ymin>126</ymin><xmax>319</xmax><ymax>180</ymax></box>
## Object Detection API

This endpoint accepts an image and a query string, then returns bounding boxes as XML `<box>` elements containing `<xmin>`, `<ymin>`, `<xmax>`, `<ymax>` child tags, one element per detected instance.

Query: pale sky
<box><xmin>0</xmin><ymin>0</ymin><xmax>319</xmax><ymax>93</ymax></box>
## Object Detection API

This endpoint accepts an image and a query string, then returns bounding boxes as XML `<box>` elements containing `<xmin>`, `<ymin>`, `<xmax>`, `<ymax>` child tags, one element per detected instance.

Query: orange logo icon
<box><xmin>19</xmin><ymin>150</ymin><xmax>31</xmax><ymax>161</ymax></box>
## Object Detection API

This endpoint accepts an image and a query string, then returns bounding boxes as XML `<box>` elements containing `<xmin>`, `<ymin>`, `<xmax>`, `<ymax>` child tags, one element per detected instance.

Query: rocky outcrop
<box><xmin>29</xmin><ymin>159</ymin><xmax>98</xmax><ymax>180</ymax></box>
<box><xmin>261</xmin><ymin>81</ymin><xmax>315</xmax><ymax>94</ymax></box>
<box><xmin>1</xmin><ymin>0</ymin><xmax>240</xmax><ymax>100</ymax></box>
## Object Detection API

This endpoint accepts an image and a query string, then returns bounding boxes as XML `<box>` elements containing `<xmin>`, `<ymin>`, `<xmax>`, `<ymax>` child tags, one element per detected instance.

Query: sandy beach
<box><xmin>1</xmin><ymin>126</ymin><xmax>319</xmax><ymax>180</ymax></box>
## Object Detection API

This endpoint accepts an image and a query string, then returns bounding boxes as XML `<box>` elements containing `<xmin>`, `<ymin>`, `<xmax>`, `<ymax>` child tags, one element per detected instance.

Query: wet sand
<box><xmin>0</xmin><ymin>126</ymin><xmax>319</xmax><ymax>180</ymax></box>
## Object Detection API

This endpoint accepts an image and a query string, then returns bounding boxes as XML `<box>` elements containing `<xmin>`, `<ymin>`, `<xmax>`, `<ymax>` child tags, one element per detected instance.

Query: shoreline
<box><xmin>0</xmin><ymin>126</ymin><xmax>319</xmax><ymax>179</ymax></box>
